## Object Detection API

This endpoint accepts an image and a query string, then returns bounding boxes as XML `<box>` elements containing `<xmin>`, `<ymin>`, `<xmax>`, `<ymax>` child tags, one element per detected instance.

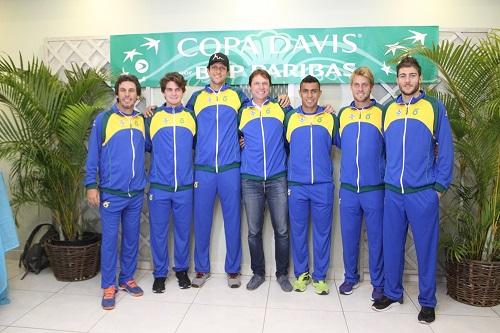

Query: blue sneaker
<box><xmin>101</xmin><ymin>286</ymin><xmax>117</xmax><ymax>310</ymax></box>
<box><xmin>119</xmin><ymin>279</ymin><xmax>144</xmax><ymax>297</ymax></box>
<box><xmin>371</xmin><ymin>287</ymin><xmax>384</xmax><ymax>301</ymax></box>
<box><xmin>339</xmin><ymin>281</ymin><xmax>359</xmax><ymax>295</ymax></box>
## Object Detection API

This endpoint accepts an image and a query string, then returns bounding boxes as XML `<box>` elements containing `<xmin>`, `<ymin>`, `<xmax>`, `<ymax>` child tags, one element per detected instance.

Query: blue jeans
<box><xmin>241</xmin><ymin>176</ymin><xmax>289</xmax><ymax>277</ymax></box>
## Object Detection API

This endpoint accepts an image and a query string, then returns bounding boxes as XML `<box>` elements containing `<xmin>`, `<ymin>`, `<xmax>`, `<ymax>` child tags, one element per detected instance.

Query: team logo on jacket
<box><xmin>223</xmin><ymin>96</ymin><xmax>228</xmax><ymax>102</ymax></box>
<box><xmin>299</xmin><ymin>116</ymin><xmax>305</xmax><ymax>122</ymax></box>
<box><xmin>180</xmin><ymin>118</ymin><xmax>185</xmax><ymax>124</ymax></box>
<box><xmin>120</xmin><ymin>120</ymin><xmax>125</xmax><ymax>127</ymax></box>
<box><xmin>396</xmin><ymin>109</ymin><xmax>402</xmax><ymax>116</ymax></box>
<box><xmin>103</xmin><ymin>201</ymin><xmax>110</xmax><ymax>208</ymax></box>
<box><xmin>365</xmin><ymin>113</ymin><xmax>371</xmax><ymax>120</ymax></box>
<box><xmin>412</xmin><ymin>108</ymin><xmax>419</xmax><ymax>115</ymax></box>
<box><xmin>317</xmin><ymin>117</ymin><xmax>323</xmax><ymax>123</ymax></box>
<box><xmin>266</xmin><ymin>108</ymin><xmax>271</xmax><ymax>114</ymax></box>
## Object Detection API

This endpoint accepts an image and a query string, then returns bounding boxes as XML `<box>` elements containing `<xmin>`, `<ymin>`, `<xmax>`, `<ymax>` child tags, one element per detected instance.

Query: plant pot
<box><xmin>445</xmin><ymin>259</ymin><xmax>500</xmax><ymax>307</ymax></box>
<box><xmin>45</xmin><ymin>232</ymin><xmax>101</xmax><ymax>282</ymax></box>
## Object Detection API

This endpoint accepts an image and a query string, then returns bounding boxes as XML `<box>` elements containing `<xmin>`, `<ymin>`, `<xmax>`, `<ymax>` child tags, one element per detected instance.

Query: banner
<box><xmin>110</xmin><ymin>26</ymin><xmax>438</xmax><ymax>86</ymax></box>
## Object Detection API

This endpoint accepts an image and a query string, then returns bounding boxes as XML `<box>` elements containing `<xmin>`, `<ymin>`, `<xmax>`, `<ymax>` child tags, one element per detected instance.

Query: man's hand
<box><xmin>323</xmin><ymin>104</ymin><xmax>335</xmax><ymax>114</ymax></box>
<box><xmin>436</xmin><ymin>191</ymin><xmax>443</xmax><ymax>200</ymax></box>
<box><xmin>87</xmin><ymin>189</ymin><xmax>100</xmax><ymax>207</ymax></box>
<box><xmin>277</xmin><ymin>95</ymin><xmax>291</xmax><ymax>108</ymax></box>
<box><xmin>239</xmin><ymin>136</ymin><xmax>245</xmax><ymax>149</ymax></box>
<box><xmin>143</xmin><ymin>105</ymin><xmax>157</xmax><ymax>118</ymax></box>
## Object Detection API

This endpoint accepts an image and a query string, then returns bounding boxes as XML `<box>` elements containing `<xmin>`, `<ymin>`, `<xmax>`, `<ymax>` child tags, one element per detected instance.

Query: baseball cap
<box><xmin>207</xmin><ymin>52</ymin><xmax>230</xmax><ymax>69</ymax></box>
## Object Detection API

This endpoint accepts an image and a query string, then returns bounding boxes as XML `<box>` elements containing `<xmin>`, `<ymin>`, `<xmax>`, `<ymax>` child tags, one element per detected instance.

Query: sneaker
<box><xmin>246</xmin><ymin>274</ymin><xmax>265</xmax><ymax>290</ymax></box>
<box><xmin>101</xmin><ymin>286</ymin><xmax>117</xmax><ymax>310</ymax></box>
<box><xmin>227</xmin><ymin>273</ymin><xmax>241</xmax><ymax>288</ymax></box>
<box><xmin>371</xmin><ymin>295</ymin><xmax>403</xmax><ymax>311</ymax></box>
<box><xmin>277</xmin><ymin>275</ymin><xmax>293</xmax><ymax>292</ymax></box>
<box><xmin>418</xmin><ymin>306</ymin><xmax>435</xmax><ymax>324</ymax></box>
<box><xmin>293</xmin><ymin>272</ymin><xmax>311</xmax><ymax>292</ymax></box>
<box><xmin>175</xmin><ymin>271</ymin><xmax>191</xmax><ymax>289</ymax></box>
<box><xmin>152</xmin><ymin>277</ymin><xmax>166</xmax><ymax>293</ymax></box>
<box><xmin>371</xmin><ymin>287</ymin><xmax>384</xmax><ymax>301</ymax></box>
<box><xmin>191</xmin><ymin>272</ymin><xmax>210</xmax><ymax>288</ymax></box>
<box><xmin>339</xmin><ymin>281</ymin><xmax>359</xmax><ymax>295</ymax></box>
<box><xmin>312</xmin><ymin>279</ymin><xmax>330</xmax><ymax>295</ymax></box>
<box><xmin>119</xmin><ymin>279</ymin><xmax>144</xmax><ymax>297</ymax></box>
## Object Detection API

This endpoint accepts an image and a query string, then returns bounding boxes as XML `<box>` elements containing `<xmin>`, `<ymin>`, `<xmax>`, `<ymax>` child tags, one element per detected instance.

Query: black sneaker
<box><xmin>175</xmin><ymin>271</ymin><xmax>191</xmax><ymax>289</ymax></box>
<box><xmin>371</xmin><ymin>295</ymin><xmax>403</xmax><ymax>311</ymax></box>
<box><xmin>418</xmin><ymin>306</ymin><xmax>435</xmax><ymax>324</ymax></box>
<box><xmin>152</xmin><ymin>277</ymin><xmax>166</xmax><ymax>293</ymax></box>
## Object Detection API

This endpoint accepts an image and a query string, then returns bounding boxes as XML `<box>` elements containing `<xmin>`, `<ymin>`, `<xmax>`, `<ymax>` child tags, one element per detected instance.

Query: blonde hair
<box><xmin>350</xmin><ymin>67</ymin><xmax>374</xmax><ymax>86</ymax></box>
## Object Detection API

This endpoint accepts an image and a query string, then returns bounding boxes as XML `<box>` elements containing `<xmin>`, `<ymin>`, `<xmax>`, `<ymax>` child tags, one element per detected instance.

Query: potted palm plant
<box><xmin>0</xmin><ymin>55</ymin><xmax>113</xmax><ymax>281</ymax></box>
<box><xmin>407</xmin><ymin>30</ymin><xmax>500</xmax><ymax>306</ymax></box>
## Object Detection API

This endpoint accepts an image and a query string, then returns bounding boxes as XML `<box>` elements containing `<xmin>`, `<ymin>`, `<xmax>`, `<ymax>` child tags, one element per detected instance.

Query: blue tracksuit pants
<box><xmin>193</xmin><ymin>168</ymin><xmax>242</xmax><ymax>273</ymax></box>
<box><xmin>148</xmin><ymin>188</ymin><xmax>193</xmax><ymax>277</ymax></box>
<box><xmin>288</xmin><ymin>182</ymin><xmax>333</xmax><ymax>281</ymax></box>
<box><xmin>383</xmin><ymin>189</ymin><xmax>440</xmax><ymax>307</ymax></box>
<box><xmin>99</xmin><ymin>192</ymin><xmax>143</xmax><ymax>289</ymax></box>
<box><xmin>339</xmin><ymin>188</ymin><xmax>384</xmax><ymax>288</ymax></box>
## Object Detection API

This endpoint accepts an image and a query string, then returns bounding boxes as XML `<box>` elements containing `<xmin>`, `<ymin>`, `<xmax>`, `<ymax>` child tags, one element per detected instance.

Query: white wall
<box><xmin>1</xmin><ymin>0</ymin><xmax>499</xmax><ymax>278</ymax></box>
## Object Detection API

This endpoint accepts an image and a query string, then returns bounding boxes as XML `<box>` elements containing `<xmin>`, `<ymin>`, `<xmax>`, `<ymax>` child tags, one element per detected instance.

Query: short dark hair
<box><xmin>248</xmin><ymin>69</ymin><xmax>272</xmax><ymax>86</ymax></box>
<box><xmin>160</xmin><ymin>72</ymin><xmax>187</xmax><ymax>93</ymax></box>
<box><xmin>396</xmin><ymin>56</ymin><xmax>422</xmax><ymax>76</ymax></box>
<box><xmin>300</xmin><ymin>75</ymin><xmax>320</xmax><ymax>90</ymax></box>
<box><xmin>114</xmin><ymin>74</ymin><xmax>142</xmax><ymax>96</ymax></box>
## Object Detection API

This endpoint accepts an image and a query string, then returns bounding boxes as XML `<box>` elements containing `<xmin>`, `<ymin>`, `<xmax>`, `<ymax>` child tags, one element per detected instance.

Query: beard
<box><xmin>400</xmin><ymin>84</ymin><xmax>420</xmax><ymax>97</ymax></box>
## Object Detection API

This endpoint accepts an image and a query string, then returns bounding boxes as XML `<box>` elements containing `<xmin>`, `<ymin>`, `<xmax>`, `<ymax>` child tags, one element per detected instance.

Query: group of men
<box><xmin>85</xmin><ymin>52</ymin><xmax>454</xmax><ymax>324</ymax></box>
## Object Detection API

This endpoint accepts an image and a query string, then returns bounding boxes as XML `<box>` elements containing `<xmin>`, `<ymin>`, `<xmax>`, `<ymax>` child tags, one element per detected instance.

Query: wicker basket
<box><xmin>45</xmin><ymin>232</ymin><xmax>101</xmax><ymax>282</ymax></box>
<box><xmin>446</xmin><ymin>259</ymin><xmax>500</xmax><ymax>307</ymax></box>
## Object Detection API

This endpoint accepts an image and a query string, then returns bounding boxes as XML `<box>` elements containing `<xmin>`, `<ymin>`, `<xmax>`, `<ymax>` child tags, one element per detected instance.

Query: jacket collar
<box><xmin>395</xmin><ymin>90</ymin><xmax>426</xmax><ymax>105</ymax></box>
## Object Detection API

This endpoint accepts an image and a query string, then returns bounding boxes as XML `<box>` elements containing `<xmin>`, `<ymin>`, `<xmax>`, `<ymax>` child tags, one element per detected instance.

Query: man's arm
<box><xmin>434</xmin><ymin>101</ymin><xmax>454</xmax><ymax>196</ymax></box>
<box><xmin>85</xmin><ymin>115</ymin><xmax>103</xmax><ymax>207</ymax></box>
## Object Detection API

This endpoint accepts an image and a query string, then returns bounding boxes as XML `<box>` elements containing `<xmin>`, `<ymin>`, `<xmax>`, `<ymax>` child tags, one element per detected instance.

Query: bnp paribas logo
<box><xmin>379</xmin><ymin>30</ymin><xmax>428</xmax><ymax>77</ymax></box>
<box><xmin>121</xmin><ymin>37</ymin><xmax>161</xmax><ymax>83</ymax></box>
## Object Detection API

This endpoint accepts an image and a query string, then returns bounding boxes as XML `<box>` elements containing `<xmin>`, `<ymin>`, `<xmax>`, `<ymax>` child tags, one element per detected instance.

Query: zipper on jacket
<box><xmin>214</xmin><ymin>90</ymin><xmax>220</xmax><ymax>173</ymax></box>
<box><xmin>173</xmin><ymin>108</ymin><xmax>178</xmax><ymax>191</ymax></box>
<box><xmin>129</xmin><ymin>117</ymin><xmax>135</xmax><ymax>197</ymax></box>
<box><xmin>257</xmin><ymin>105</ymin><xmax>268</xmax><ymax>180</ymax></box>
<box><xmin>356</xmin><ymin>110</ymin><xmax>361</xmax><ymax>193</ymax></box>
<box><xmin>310</xmin><ymin>120</ymin><xmax>314</xmax><ymax>184</ymax></box>
<box><xmin>400</xmin><ymin>99</ymin><xmax>412</xmax><ymax>194</ymax></box>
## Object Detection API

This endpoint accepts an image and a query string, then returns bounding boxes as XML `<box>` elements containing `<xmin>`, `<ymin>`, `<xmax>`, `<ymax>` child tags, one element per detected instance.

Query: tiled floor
<box><xmin>1</xmin><ymin>259</ymin><xmax>499</xmax><ymax>333</ymax></box>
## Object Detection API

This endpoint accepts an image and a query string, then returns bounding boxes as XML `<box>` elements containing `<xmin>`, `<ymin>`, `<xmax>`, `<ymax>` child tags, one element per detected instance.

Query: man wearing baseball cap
<box><xmin>186</xmin><ymin>52</ymin><xmax>247</xmax><ymax>288</ymax></box>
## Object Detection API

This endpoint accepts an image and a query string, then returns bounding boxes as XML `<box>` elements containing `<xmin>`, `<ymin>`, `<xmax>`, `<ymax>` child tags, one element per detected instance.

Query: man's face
<box><xmin>397</xmin><ymin>66</ymin><xmax>421</xmax><ymax>97</ymax></box>
<box><xmin>207</xmin><ymin>62</ymin><xmax>228</xmax><ymax>86</ymax></box>
<box><xmin>116</xmin><ymin>81</ymin><xmax>138</xmax><ymax>110</ymax></box>
<box><xmin>351</xmin><ymin>75</ymin><xmax>372</xmax><ymax>105</ymax></box>
<box><xmin>299</xmin><ymin>82</ymin><xmax>321</xmax><ymax>109</ymax></box>
<box><xmin>250</xmin><ymin>74</ymin><xmax>270</xmax><ymax>102</ymax></box>
<box><xmin>163</xmin><ymin>81</ymin><xmax>183</xmax><ymax>106</ymax></box>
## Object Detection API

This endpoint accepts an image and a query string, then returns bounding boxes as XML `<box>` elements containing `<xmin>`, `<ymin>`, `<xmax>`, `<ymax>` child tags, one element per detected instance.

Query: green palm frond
<box><xmin>411</xmin><ymin>30</ymin><xmax>500</xmax><ymax>262</ymax></box>
<box><xmin>0</xmin><ymin>54</ymin><xmax>113</xmax><ymax>240</ymax></box>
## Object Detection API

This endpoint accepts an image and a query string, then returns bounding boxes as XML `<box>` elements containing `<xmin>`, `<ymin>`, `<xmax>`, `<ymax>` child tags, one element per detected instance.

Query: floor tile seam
<box><xmin>7</xmin><ymin>290</ymin><xmax>59</xmax><ymax>327</ymax></box>
<box><xmin>265</xmin><ymin>306</ymin><xmax>345</xmax><ymax>313</ymax></box>
<box><xmin>7</xmin><ymin>323</ymin><xmax>88</xmax><ymax>333</ymax></box>
<box><xmin>260</xmin><ymin>279</ymin><xmax>272</xmax><ymax>333</ymax></box>
<box><xmin>173</xmin><ymin>297</ymin><xmax>196</xmax><ymax>333</ymax></box>
<box><xmin>191</xmin><ymin>302</ymin><xmax>267</xmax><ymax>310</ymax></box>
